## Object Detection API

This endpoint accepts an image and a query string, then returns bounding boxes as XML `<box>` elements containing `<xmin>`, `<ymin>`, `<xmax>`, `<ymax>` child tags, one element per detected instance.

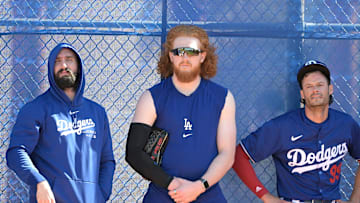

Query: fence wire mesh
<box><xmin>1</xmin><ymin>0</ymin><xmax>360</xmax><ymax>202</ymax></box>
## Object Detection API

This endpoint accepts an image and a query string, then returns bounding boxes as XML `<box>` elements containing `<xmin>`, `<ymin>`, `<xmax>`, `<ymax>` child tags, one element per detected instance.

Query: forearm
<box><xmin>201</xmin><ymin>149</ymin><xmax>234</xmax><ymax>188</ymax></box>
<box><xmin>233</xmin><ymin>145</ymin><xmax>269</xmax><ymax>198</ymax></box>
<box><xmin>168</xmin><ymin>150</ymin><xmax>233</xmax><ymax>202</ymax></box>
<box><xmin>126</xmin><ymin>148</ymin><xmax>173</xmax><ymax>188</ymax></box>
<box><xmin>6</xmin><ymin>147</ymin><xmax>46</xmax><ymax>186</ymax></box>
<box><xmin>125</xmin><ymin>123</ymin><xmax>173</xmax><ymax>188</ymax></box>
<box><xmin>350</xmin><ymin>166</ymin><xmax>360</xmax><ymax>202</ymax></box>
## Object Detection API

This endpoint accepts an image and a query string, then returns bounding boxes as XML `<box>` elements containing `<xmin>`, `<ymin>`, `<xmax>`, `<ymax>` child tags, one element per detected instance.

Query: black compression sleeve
<box><xmin>125</xmin><ymin>122</ymin><xmax>173</xmax><ymax>188</ymax></box>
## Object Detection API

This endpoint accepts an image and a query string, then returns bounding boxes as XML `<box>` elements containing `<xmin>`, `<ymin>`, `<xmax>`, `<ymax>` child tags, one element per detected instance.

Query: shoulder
<box><xmin>83</xmin><ymin>98</ymin><xmax>106</xmax><ymax>113</ymax></box>
<box><xmin>149</xmin><ymin>78</ymin><xmax>168</xmax><ymax>92</ymax></box>
<box><xmin>18</xmin><ymin>91</ymin><xmax>51</xmax><ymax>115</ymax></box>
<box><xmin>204</xmin><ymin>79</ymin><xmax>227</xmax><ymax>93</ymax></box>
<box><xmin>224</xmin><ymin>90</ymin><xmax>235</xmax><ymax>108</ymax></box>
<box><xmin>329</xmin><ymin>108</ymin><xmax>357</xmax><ymax>123</ymax></box>
<box><xmin>138</xmin><ymin>90</ymin><xmax>154</xmax><ymax>105</ymax></box>
<box><xmin>12</xmin><ymin>94</ymin><xmax>50</xmax><ymax>124</ymax></box>
<box><xmin>203</xmin><ymin>80</ymin><xmax>229</xmax><ymax>113</ymax></box>
<box><xmin>329</xmin><ymin>108</ymin><xmax>352</xmax><ymax>118</ymax></box>
<box><xmin>203</xmin><ymin>79</ymin><xmax>228</xmax><ymax>103</ymax></box>
<box><xmin>148</xmin><ymin>78</ymin><xmax>175</xmax><ymax>105</ymax></box>
<box><xmin>264</xmin><ymin>109</ymin><xmax>301</xmax><ymax>127</ymax></box>
<box><xmin>132</xmin><ymin>90</ymin><xmax>156</xmax><ymax>125</ymax></box>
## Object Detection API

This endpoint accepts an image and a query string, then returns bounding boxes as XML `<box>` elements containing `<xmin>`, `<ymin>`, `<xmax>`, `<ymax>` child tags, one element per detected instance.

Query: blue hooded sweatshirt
<box><xmin>6</xmin><ymin>43</ymin><xmax>115</xmax><ymax>203</ymax></box>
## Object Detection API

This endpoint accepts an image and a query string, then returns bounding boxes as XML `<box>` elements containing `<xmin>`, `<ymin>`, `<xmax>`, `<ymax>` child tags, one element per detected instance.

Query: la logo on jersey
<box><xmin>182</xmin><ymin>118</ymin><xmax>193</xmax><ymax>138</ymax></box>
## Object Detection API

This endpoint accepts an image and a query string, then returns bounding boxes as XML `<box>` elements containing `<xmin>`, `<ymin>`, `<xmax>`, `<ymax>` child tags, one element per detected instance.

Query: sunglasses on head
<box><xmin>170</xmin><ymin>47</ymin><xmax>202</xmax><ymax>56</ymax></box>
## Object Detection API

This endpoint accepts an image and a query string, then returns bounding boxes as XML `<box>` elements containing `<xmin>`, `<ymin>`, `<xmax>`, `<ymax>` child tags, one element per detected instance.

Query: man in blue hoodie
<box><xmin>6</xmin><ymin>43</ymin><xmax>116</xmax><ymax>203</ymax></box>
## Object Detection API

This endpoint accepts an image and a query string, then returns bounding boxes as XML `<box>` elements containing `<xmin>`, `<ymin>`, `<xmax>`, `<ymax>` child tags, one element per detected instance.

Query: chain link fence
<box><xmin>1</xmin><ymin>0</ymin><xmax>360</xmax><ymax>202</ymax></box>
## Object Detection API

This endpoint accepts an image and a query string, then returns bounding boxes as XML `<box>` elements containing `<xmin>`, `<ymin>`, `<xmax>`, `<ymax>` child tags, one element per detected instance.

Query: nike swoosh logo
<box><xmin>291</xmin><ymin>134</ymin><xmax>303</xmax><ymax>142</ymax></box>
<box><xmin>255</xmin><ymin>186</ymin><xmax>262</xmax><ymax>193</ymax></box>
<box><xmin>69</xmin><ymin>111</ymin><xmax>79</xmax><ymax>115</ymax></box>
<box><xmin>182</xmin><ymin>133</ymin><xmax>192</xmax><ymax>138</ymax></box>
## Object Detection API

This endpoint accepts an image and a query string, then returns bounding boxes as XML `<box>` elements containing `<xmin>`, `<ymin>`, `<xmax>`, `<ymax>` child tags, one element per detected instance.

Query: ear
<box><xmin>169</xmin><ymin>52</ymin><xmax>174</xmax><ymax>63</ymax></box>
<box><xmin>329</xmin><ymin>84</ymin><xmax>333</xmax><ymax>95</ymax></box>
<box><xmin>300</xmin><ymin>89</ymin><xmax>304</xmax><ymax>100</ymax></box>
<box><xmin>200</xmin><ymin>52</ymin><xmax>207</xmax><ymax>63</ymax></box>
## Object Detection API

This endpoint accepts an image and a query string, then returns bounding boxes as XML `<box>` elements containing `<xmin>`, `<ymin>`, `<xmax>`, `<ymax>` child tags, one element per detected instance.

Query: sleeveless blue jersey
<box><xmin>144</xmin><ymin>77</ymin><xmax>228</xmax><ymax>202</ymax></box>
<box><xmin>242</xmin><ymin>108</ymin><xmax>360</xmax><ymax>201</ymax></box>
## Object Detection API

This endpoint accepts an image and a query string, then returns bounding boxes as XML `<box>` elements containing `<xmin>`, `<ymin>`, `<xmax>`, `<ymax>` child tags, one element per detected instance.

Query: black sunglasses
<box><xmin>170</xmin><ymin>47</ymin><xmax>202</xmax><ymax>56</ymax></box>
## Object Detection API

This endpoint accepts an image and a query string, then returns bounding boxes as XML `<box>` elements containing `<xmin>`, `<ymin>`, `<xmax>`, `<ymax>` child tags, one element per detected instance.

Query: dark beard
<box><xmin>54</xmin><ymin>68</ymin><xmax>77</xmax><ymax>90</ymax></box>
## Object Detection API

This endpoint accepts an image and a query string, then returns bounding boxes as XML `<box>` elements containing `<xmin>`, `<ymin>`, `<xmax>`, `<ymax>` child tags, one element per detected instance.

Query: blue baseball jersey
<box><xmin>242</xmin><ymin>108</ymin><xmax>360</xmax><ymax>200</ymax></box>
<box><xmin>144</xmin><ymin>77</ymin><xmax>228</xmax><ymax>202</ymax></box>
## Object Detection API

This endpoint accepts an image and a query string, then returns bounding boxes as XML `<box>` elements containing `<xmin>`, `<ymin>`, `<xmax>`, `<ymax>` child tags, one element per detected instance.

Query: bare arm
<box><xmin>169</xmin><ymin>91</ymin><xmax>237</xmax><ymax>203</ymax></box>
<box><xmin>348</xmin><ymin>165</ymin><xmax>360</xmax><ymax>203</ymax></box>
<box><xmin>202</xmin><ymin>90</ymin><xmax>236</xmax><ymax>186</ymax></box>
<box><xmin>126</xmin><ymin>90</ymin><xmax>174</xmax><ymax>188</ymax></box>
<box><xmin>336</xmin><ymin>165</ymin><xmax>360</xmax><ymax>203</ymax></box>
<box><xmin>260</xmin><ymin>193</ymin><xmax>290</xmax><ymax>203</ymax></box>
<box><xmin>132</xmin><ymin>90</ymin><xmax>157</xmax><ymax>125</ymax></box>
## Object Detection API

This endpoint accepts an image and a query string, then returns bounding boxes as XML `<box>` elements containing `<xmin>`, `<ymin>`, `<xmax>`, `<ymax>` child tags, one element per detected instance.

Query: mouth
<box><xmin>58</xmin><ymin>71</ymin><xmax>70</xmax><ymax>77</ymax></box>
<box><xmin>179</xmin><ymin>63</ymin><xmax>191</xmax><ymax>68</ymax></box>
<box><xmin>57</xmin><ymin>68</ymin><xmax>75</xmax><ymax>78</ymax></box>
<box><xmin>311</xmin><ymin>94</ymin><xmax>322</xmax><ymax>99</ymax></box>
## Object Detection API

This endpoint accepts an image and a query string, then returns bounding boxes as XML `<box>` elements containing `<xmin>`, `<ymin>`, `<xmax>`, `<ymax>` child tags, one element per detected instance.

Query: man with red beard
<box><xmin>232</xmin><ymin>60</ymin><xmax>360</xmax><ymax>203</ymax></box>
<box><xmin>126</xmin><ymin>25</ymin><xmax>236</xmax><ymax>203</ymax></box>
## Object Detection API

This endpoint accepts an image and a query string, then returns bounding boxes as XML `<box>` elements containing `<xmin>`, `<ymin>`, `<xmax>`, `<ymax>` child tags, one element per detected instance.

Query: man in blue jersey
<box><xmin>126</xmin><ymin>25</ymin><xmax>236</xmax><ymax>202</ymax></box>
<box><xmin>6</xmin><ymin>43</ymin><xmax>115</xmax><ymax>203</ymax></box>
<box><xmin>233</xmin><ymin>60</ymin><xmax>360</xmax><ymax>203</ymax></box>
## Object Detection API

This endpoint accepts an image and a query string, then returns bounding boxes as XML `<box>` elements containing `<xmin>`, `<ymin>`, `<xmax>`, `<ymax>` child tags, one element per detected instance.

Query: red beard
<box><xmin>173</xmin><ymin>63</ymin><xmax>201</xmax><ymax>83</ymax></box>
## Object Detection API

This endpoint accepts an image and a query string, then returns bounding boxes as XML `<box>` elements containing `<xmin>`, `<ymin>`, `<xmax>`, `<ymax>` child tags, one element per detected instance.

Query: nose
<box><xmin>182</xmin><ymin>53</ymin><xmax>190</xmax><ymax>60</ymax></box>
<box><xmin>61</xmin><ymin>61</ymin><xmax>68</xmax><ymax>68</ymax></box>
<box><xmin>56</xmin><ymin>61</ymin><xmax>69</xmax><ymax>73</ymax></box>
<box><xmin>312</xmin><ymin>87</ymin><xmax>321</xmax><ymax>95</ymax></box>
<box><xmin>314</xmin><ymin>85</ymin><xmax>322</xmax><ymax>91</ymax></box>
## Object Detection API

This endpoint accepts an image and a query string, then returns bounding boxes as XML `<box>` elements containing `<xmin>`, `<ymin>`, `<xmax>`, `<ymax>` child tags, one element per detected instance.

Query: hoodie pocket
<box><xmin>52</xmin><ymin>178</ymin><xmax>105</xmax><ymax>203</ymax></box>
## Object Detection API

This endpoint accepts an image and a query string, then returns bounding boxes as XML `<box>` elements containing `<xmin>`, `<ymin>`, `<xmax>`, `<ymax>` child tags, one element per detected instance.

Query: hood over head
<box><xmin>48</xmin><ymin>43</ymin><xmax>85</xmax><ymax>106</ymax></box>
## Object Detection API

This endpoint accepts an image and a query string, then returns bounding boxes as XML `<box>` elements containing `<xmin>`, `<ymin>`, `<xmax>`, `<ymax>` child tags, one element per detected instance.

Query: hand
<box><xmin>168</xmin><ymin>177</ymin><xmax>205</xmax><ymax>203</ymax></box>
<box><xmin>261</xmin><ymin>193</ymin><xmax>290</xmax><ymax>203</ymax></box>
<box><xmin>36</xmin><ymin>181</ymin><xmax>56</xmax><ymax>203</ymax></box>
<box><xmin>168</xmin><ymin>177</ymin><xmax>182</xmax><ymax>191</ymax></box>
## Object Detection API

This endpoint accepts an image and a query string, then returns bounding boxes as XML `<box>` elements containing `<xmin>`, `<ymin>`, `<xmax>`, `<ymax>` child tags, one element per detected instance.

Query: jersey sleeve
<box><xmin>5</xmin><ymin>102</ymin><xmax>46</xmax><ymax>186</ymax></box>
<box><xmin>347</xmin><ymin>118</ymin><xmax>360</xmax><ymax>160</ymax></box>
<box><xmin>241</xmin><ymin>119</ymin><xmax>282</xmax><ymax>163</ymax></box>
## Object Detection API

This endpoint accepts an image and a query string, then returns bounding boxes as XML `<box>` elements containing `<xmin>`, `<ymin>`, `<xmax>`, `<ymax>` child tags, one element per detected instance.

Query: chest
<box><xmin>42</xmin><ymin>107</ymin><xmax>102</xmax><ymax>145</ymax></box>
<box><xmin>157</xmin><ymin>93</ymin><xmax>222</xmax><ymax>130</ymax></box>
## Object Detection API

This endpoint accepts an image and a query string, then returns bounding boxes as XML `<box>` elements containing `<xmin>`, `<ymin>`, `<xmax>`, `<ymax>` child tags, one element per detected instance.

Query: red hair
<box><xmin>157</xmin><ymin>25</ymin><xmax>217</xmax><ymax>79</ymax></box>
